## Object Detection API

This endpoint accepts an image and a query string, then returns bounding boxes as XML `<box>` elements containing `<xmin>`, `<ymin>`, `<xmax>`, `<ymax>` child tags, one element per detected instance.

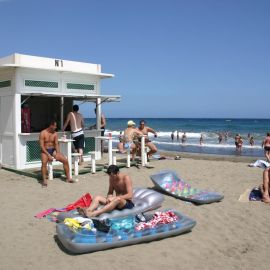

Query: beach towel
<box><xmin>35</xmin><ymin>193</ymin><xmax>92</xmax><ymax>221</ymax></box>
<box><xmin>248</xmin><ymin>160</ymin><xmax>270</xmax><ymax>169</ymax></box>
<box><xmin>35</xmin><ymin>208</ymin><xmax>58</xmax><ymax>219</ymax></box>
<box><xmin>65</xmin><ymin>193</ymin><xmax>92</xmax><ymax>211</ymax></box>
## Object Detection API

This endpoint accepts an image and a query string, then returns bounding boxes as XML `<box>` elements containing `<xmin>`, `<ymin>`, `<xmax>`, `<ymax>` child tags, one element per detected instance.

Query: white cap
<box><xmin>127</xmin><ymin>120</ymin><xmax>136</xmax><ymax>127</ymax></box>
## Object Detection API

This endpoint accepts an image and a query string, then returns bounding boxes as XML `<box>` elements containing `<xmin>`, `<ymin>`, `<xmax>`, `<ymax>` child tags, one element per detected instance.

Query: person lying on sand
<box><xmin>261</xmin><ymin>167</ymin><xmax>270</xmax><ymax>203</ymax></box>
<box><xmin>77</xmin><ymin>165</ymin><xmax>134</xmax><ymax>217</ymax></box>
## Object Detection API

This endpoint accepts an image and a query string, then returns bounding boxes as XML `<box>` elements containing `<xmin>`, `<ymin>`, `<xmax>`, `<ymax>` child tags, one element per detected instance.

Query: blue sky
<box><xmin>0</xmin><ymin>0</ymin><xmax>269</xmax><ymax>118</ymax></box>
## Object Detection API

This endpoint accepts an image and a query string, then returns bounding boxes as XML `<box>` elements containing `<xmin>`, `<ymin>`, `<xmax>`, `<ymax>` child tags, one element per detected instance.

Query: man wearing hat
<box><xmin>119</xmin><ymin>120</ymin><xmax>143</xmax><ymax>160</ymax></box>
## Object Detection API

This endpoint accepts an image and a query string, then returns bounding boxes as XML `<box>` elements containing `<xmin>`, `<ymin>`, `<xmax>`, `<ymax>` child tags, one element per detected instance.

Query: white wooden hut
<box><xmin>0</xmin><ymin>53</ymin><xmax>120</xmax><ymax>170</ymax></box>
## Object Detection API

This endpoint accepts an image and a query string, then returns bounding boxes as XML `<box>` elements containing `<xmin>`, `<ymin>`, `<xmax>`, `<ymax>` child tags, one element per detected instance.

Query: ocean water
<box><xmin>85</xmin><ymin>118</ymin><xmax>270</xmax><ymax>157</ymax></box>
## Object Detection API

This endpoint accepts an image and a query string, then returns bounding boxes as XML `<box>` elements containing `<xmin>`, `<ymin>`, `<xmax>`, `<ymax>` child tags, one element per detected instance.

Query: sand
<box><xmin>0</xmin><ymin>154</ymin><xmax>270</xmax><ymax>270</ymax></box>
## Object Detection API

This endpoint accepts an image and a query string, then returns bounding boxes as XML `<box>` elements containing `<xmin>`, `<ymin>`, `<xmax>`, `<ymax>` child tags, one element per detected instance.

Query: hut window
<box><xmin>66</xmin><ymin>83</ymin><xmax>95</xmax><ymax>91</ymax></box>
<box><xmin>25</xmin><ymin>80</ymin><xmax>58</xmax><ymax>88</ymax></box>
<box><xmin>0</xmin><ymin>80</ymin><xmax>11</xmax><ymax>88</ymax></box>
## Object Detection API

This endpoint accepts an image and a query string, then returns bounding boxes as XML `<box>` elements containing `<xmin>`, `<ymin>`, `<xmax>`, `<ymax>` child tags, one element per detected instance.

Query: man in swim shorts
<box><xmin>39</xmin><ymin>119</ymin><xmax>73</xmax><ymax>187</ymax></box>
<box><xmin>77</xmin><ymin>165</ymin><xmax>134</xmax><ymax>217</ymax></box>
<box><xmin>137</xmin><ymin>120</ymin><xmax>158</xmax><ymax>160</ymax></box>
<box><xmin>63</xmin><ymin>105</ymin><xmax>85</xmax><ymax>164</ymax></box>
<box><xmin>118</xmin><ymin>120</ymin><xmax>143</xmax><ymax>159</ymax></box>
<box><xmin>262</xmin><ymin>132</ymin><xmax>270</xmax><ymax>162</ymax></box>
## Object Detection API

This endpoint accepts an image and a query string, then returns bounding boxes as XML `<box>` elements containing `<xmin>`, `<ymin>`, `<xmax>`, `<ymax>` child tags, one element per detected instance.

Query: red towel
<box><xmin>65</xmin><ymin>193</ymin><xmax>92</xmax><ymax>211</ymax></box>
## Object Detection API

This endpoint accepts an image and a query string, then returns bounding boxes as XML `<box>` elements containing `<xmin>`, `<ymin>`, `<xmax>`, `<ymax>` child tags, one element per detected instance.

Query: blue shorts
<box><xmin>118</xmin><ymin>200</ymin><xmax>134</xmax><ymax>210</ymax></box>
<box><xmin>124</xmin><ymin>142</ymin><xmax>133</xmax><ymax>149</ymax></box>
<box><xmin>46</xmin><ymin>148</ymin><xmax>55</xmax><ymax>156</ymax></box>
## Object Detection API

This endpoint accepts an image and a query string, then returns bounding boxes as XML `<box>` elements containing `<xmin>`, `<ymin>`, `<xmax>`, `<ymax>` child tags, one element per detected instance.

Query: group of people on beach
<box><xmin>171</xmin><ymin>131</ymin><xmax>187</xmax><ymax>143</ymax></box>
<box><xmin>39</xmin><ymin>106</ymin><xmax>159</xmax><ymax>185</ymax></box>
<box><xmin>117</xmin><ymin>120</ymin><xmax>158</xmax><ymax>161</ymax></box>
<box><xmin>38</xmin><ymin>106</ymin><xmax>270</xmax><ymax>209</ymax></box>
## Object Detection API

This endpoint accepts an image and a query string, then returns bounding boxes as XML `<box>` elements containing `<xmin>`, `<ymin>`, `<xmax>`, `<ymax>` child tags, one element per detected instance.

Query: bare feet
<box><xmin>42</xmin><ymin>182</ymin><xmax>48</xmax><ymax>188</ymax></box>
<box><xmin>262</xmin><ymin>195</ymin><xmax>270</xmax><ymax>203</ymax></box>
<box><xmin>66</xmin><ymin>179</ymin><xmax>75</xmax><ymax>183</ymax></box>
<box><xmin>77</xmin><ymin>207</ymin><xmax>88</xmax><ymax>217</ymax></box>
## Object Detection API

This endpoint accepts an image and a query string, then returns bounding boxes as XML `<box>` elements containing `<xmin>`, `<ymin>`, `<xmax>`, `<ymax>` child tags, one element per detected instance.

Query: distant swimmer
<box><xmin>238</xmin><ymin>136</ymin><xmax>243</xmax><ymax>151</ymax></box>
<box><xmin>218</xmin><ymin>133</ymin><xmax>223</xmax><ymax>144</ymax></box>
<box><xmin>199</xmin><ymin>134</ymin><xmax>203</xmax><ymax>145</ymax></box>
<box><xmin>235</xmin><ymin>134</ymin><xmax>240</xmax><ymax>151</ymax></box>
<box><xmin>171</xmin><ymin>131</ymin><xmax>174</xmax><ymax>141</ymax></box>
<box><xmin>224</xmin><ymin>131</ymin><xmax>228</xmax><ymax>141</ymax></box>
<box><xmin>176</xmin><ymin>131</ymin><xmax>180</xmax><ymax>141</ymax></box>
<box><xmin>249</xmin><ymin>136</ymin><xmax>254</xmax><ymax>146</ymax></box>
<box><xmin>262</xmin><ymin>132</ymin><xmax>270</xmax><ymax>162</ymax></box>
<box><xmin>181</xmin><ymin>132</ymin><xmax>187</xmax><ymax>144</ymax></box>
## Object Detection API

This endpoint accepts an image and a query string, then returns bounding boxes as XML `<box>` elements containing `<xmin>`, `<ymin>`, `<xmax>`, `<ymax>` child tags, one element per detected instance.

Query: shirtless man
<box><xmin>63</xmin><ymin>105</ymin><xmax>85</xmax><ymax>164</ymax></box>
<box><xmin>121</xmin><ymin>120</ymin><xmax>143</xmax><ymax>159</ymax></box>
<box><xmin>262</xmin><ymin>132</ymin><xmax>270</xmax><ymax>162</ymax></box>
<box><xmin>261</xmin><ymin>167</ymin><xmax>270</xmax><ymax>203</ymax></box>
<box><xmin>137</xmin><ymin>120</ymin><xmax>158</xmax><ymax>159</ymax></box>
<box><xmin>39</xmin><ymin>119</ymin><xmax>73</xmax><ymax>187</ymax></box>
<box><xmin>181</xmin><ymin>132</ymin><xmax>187</xmax><ymax>144</ymax></box>
<box><xmin>78</xmin><ymin>165</ymin><xmax>134</xmax><ymax>217</ymax></box>
<box><xmin>234</xmin><ymin>134</ymin><xmax>241</xmax><ymax>151</ymax></box>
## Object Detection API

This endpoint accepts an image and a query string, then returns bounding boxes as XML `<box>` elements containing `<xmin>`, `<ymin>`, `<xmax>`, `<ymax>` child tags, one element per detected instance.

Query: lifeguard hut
<box><xmin>0</xmin><ymin>53</ymin><xmax>120</xmax><ymax>170</ymax></box>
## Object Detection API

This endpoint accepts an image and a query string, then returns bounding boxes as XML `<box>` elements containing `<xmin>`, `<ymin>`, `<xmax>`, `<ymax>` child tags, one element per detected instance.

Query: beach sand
<box><xmin>1</xmin><ymin>154</ymin><xmax>270</xmax><ymax>270</ymax></box>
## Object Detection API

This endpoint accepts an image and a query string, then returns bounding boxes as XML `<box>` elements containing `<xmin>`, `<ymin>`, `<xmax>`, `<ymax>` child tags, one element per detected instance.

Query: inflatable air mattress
<box><xmin>57</xmin><ymin>188</ymin><xmax>164</xmax><ymax>222</ymax></box>
<box><xmin>150</xmin><ymin>170</ymin><xmax>224</xmax><ymax>204</ymax></box>
<box><xmin>56</xmin><ymin>210</ymin><xmax>196</xmax><ymax>254</ymax></box>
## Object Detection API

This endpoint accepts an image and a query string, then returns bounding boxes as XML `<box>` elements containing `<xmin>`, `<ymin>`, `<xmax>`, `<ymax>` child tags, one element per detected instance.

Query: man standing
<box><xmin>77</xmin><ymin>165</ymin><xmax>134</xmax><ymax>217</ymax></box>
<box><xmin>137</xmin><ymin>120</ymin><xmax>158</xmax><ymax>159</ymax></box>
<box><xmin>39</xmin><ymin>119</ymin><xmax>73</xmax><ymax>187</ymax></box>
<box><xmin>63</xmin><ymin>105</ymin><xmax>85</xmax><ymax>164</ymax></box>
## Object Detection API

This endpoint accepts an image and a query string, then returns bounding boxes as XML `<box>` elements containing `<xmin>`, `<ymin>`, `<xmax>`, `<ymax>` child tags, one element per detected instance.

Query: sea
<box><xmin>84</xmin><ymin>118</ymin><xmax>270</xmax><ymax>158</ymax></box>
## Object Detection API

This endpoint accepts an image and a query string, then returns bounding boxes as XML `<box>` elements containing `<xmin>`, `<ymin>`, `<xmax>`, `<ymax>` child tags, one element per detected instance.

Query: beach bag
<box><xmin>92</xmin><ymin>219</ymin><xmax>111</xmax><ymax>233</ymax></box>
<box><xmin>65</xmin><ymin>193</ymin><xmax>92</xmax><ymax>211</ymax></box>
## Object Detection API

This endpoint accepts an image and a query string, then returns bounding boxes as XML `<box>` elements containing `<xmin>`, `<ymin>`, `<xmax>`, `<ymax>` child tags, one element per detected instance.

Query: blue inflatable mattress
<box><xmin>150</xmin><ymin>170</ymin><xmax>224</xmax><ymax>204</ymax></box>
<box><xmin>56</xmin><ymin>210</ymin><xmax>196</xmax><ymax>254</ymax></box>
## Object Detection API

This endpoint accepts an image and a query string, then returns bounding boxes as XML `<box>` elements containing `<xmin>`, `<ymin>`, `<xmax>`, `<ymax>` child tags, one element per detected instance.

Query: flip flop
<box><xmin>42</xmin><ymin>183</ymin><xmax>48</xmax><ymax>188</ymax></box>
